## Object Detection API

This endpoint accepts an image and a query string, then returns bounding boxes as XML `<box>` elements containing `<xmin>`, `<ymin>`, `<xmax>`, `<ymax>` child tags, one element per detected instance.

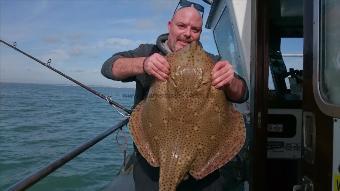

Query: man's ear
<box><xmin>168</xmin><ymin>21</ymin><xmax>172</xmax><ymax>31</ymax></box>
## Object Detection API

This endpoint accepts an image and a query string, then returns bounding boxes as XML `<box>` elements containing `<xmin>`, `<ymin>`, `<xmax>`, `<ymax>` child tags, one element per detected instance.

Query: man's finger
<box><xmin>155</xmin><ymin>55</ymin><xmax>170</xmax><ymax>73</ymax></box>
<box><xmin>211</xmin><ymin>61</ymin><xmax>225</xmax><ymax>74</ymax></box>
<box><xmin>151</xmin><ymin>70</ymin><xmax>166</xmax><ymax>81</ymax></box>
<box><xmin>212</xmin><ymin>61</ymin><xmax>232</xmax><ymax>75</ymax></box>
<box><xmin>152</xmin><ymin>64</ymin><xmax>169</xmax><ymax>79</ymax></box>
<box><xmin>212</xmin><ymin>71</ymin><xmax>229</xmax><ymax>86</ymax></box>
<box><xmin>212</xmin><ymin>64</ymin><xmax>233</xmax><ymax>80</ymax></box>
<box><xmin>154</xmin><ymin>61</ymin><xmax>170</xmax><ymax>74</ymax></box>
<box><xmin>212</xmin><ymin>69</ymin><xmax>234</xmax><ymax>86</ymax></box>
<box><xmin>151</xmin><ymin>65</ymin><xmax>168</xmax><ymax>81</ymax></box>
<box><xmin>214</xmin><ymin>74</ymin><xmax>234</xmax><ymax>89</ymax></box>
<box><xmin>155</xmin><ymin>54</ymin><xmax>169</xmax><ymax>65</ymax></box>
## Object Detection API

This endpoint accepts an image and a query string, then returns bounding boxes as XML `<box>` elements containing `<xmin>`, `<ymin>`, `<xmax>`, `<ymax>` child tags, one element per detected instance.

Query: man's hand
<box><xmin>211</xmin><ymin>60</ymin><xmax>246</xmax><ymax>101</ymax></box>
<box><xmin>211</xmin><ymin>60</ymin><xmax>235</xmax><ymax>89</ymax></box>
<box><xmin>143</xmin><ymin>53</ymin><xmax>170</xmax><ymax>81</ymax></box>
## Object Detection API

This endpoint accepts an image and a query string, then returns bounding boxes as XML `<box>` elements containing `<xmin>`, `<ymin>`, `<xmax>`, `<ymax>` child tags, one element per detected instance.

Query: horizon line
<box><xmin>0</xmin><ymin>80</ymin><xmax>136</xmax><ymax>89</ymax></box>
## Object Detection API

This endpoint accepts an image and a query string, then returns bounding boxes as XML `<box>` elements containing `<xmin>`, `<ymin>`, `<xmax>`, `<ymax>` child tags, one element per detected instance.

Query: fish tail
<box><xmin>159</xmin><ymin>168</ymin><xmax>182</xmax><ymax>191</ymax></box>
<box><xmin>158</xmin><ymin>157</ymin><xmax>192</xmax><ymax>191</ymax></box>
<box><xmin>159</xmin><ymin>176</ymin><xmax>177</xmax><ymax>191</ymax></box>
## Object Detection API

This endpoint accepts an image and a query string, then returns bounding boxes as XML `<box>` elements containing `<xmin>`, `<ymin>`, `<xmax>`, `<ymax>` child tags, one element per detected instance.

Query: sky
<box><xmin>0</xmin><ymin>0</ymin><xmax>217</xmax><ymax>88</ymax></box>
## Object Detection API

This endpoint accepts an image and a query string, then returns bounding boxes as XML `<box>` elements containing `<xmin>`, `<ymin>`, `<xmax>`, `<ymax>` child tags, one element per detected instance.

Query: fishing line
<box><xmin>0</xmin><ymin>39</ymin><xmax>132</xmax><ymax>116</ymax></box>
<box><xmin>115</xmin><ymin>125</ymin><xmax>129</xmax><ymax>166</ymax></box>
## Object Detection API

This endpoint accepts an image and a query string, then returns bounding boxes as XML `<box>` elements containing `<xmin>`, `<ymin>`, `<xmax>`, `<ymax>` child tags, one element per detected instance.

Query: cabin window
<box><xmin>319</xmin><ymin>0</ymin><xmax>340</xmax><ymax>105</ymax></box>
<box><xmin>212</xmin><ymin>5</ymin><xmax>246</xmax><ymax>79</ymax></box>
<box><xmin>268</xmin><ymin>38</ymin><xmax>303</xmax><ymax>101</ymax></box>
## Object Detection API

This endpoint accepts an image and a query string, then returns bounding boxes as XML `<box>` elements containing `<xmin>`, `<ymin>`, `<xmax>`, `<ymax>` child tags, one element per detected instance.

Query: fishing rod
<box><xmin>0</xmin><ymin>39</ymin><xmax>132</xmax><ymax>116</ymax></box>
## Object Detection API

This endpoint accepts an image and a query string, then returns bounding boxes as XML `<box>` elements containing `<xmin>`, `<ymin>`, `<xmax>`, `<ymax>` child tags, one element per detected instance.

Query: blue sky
<box><xmin>0</xmin><ymin>0</ymin><xmax>216</xmax><ymax>88</ymax></box>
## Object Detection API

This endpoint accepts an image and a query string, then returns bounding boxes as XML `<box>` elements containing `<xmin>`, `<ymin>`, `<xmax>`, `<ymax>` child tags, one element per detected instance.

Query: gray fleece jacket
<box><xmin>101</xmin><ymin>33</ymin><xmax>248</xmax><ymax>106</ymax></box>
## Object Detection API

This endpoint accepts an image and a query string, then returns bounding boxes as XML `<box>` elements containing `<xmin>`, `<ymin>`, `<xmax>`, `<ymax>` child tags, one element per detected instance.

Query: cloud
<box><xmin>70</xmin><ymin>46</ymin><xmax>83</xmax><ymax>56</ymax></box>
<box><xmin>107</xmin><ymin>18</ymin><xmax>137</xmax><ymax>26</ymax></box>
<box><xmin>42</xmin><ymin>36</ymin><xmax>63</xmax><ymax>44</ymax></box>
<box><xmin>31</xmin><ymin>36</ymin><xmax>145</xmax><ymax>67</ymax></box>
<box><xmin>97</xmin><ymin>37</ymin><xmax>145</xmax><ymax>51</ymax></box>
<box><xmin>150</xmin><ymin>0</ymin><xmax>177</xmax><ymax>13</ymax></box>
<box><xmin>136</xmin><ymin>19</ymin><xmax>155</xmax><ymax>30</ymax></box>
<box><xmin>106</xmin><ymin>38</ymin><xmax>134</xmax><ymax>47</ymax></box>
<box><xmin>68</xmin><ymin>37</ymin><xmax>145</xmax><ymax>58</ymax></box>
<box><xmin>40</xmin><ymin>48</ymin><xmax>70</xmax><ymax>63</ymax></box>
<box><xmin>70</xmin><ymin>69</ymin><xmax>98</xmax><ymax>74</ymax></box>
<box><xmin>104</xmin><ymin>38</ymin><xmax>138</xmax><ymax>47</ymax></box>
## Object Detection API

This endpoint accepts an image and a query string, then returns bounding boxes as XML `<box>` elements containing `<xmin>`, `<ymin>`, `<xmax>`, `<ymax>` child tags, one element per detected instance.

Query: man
<box><xmin>101</xmin><ymin>2</ymin><xmax>248</xmax><ymax>191</ymax></box>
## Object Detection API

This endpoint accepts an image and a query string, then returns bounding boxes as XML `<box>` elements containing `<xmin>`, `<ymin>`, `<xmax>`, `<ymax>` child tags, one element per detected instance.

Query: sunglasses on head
<box><xmin>173</xmin><ymin>0</ymin><xmax>205</xmax><ymax>18</ymax></box>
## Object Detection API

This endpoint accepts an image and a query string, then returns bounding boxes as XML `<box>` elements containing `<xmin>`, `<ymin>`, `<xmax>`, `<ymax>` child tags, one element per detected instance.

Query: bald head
<box><xmin>167</xmin><ymin>7</ymin><xmax>203</xmax><ymax>52</ymax></box>
<box><xmin>172</xmin><ymin>6</ymin><xmax>203</xmax><ymax>22</ymax></box>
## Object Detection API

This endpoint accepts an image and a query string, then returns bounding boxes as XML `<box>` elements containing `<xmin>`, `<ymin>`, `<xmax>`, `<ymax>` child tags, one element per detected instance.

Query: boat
<box><xmin>2</xmin><ymin>0</ymin><xmax>340</xmax><ymax>190</ymax></box>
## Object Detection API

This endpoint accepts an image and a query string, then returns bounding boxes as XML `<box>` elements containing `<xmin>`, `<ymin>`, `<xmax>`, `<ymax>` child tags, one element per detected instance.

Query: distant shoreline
<box><xmin>0</xmin><ymin>81</ymin><xmax>136</xmax><ymax>89</ymax></box>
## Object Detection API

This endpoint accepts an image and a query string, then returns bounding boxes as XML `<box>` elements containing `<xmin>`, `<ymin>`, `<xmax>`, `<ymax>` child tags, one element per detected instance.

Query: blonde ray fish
<box><xmin>129</xmin><ymin>41</ymin><xmax>246</xmax><ymax>191</ymax></box>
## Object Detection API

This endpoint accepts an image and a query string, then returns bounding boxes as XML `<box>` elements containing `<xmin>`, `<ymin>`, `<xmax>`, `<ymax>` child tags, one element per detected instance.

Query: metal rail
<box><xmin>282</xmin><ymin>53</ymin><xmax>303</xmax><ymax>57</ymax></box>
<box><xmin>8</xmin><ymin>118</ymin><xmax>129</xmax><ymax>191</ymax></box>
<box><xmin>0</xmin><ymin>39</ymin><xmax>132</xmax><ymax>115</ymax></box>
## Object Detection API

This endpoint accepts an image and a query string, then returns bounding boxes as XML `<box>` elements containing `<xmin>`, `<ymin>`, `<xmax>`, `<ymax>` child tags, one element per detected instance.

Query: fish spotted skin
<box><xmin>129</xmin><ymin>41</ymin><xmax>245</xmax><ymax>191</ymax></box>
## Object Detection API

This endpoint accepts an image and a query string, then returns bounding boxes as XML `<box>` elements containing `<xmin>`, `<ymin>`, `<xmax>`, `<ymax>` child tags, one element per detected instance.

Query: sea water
<box><xmin>0</xmin><ymin>82</ymin><xmax>135</xmax><ymax>191</ymax></box>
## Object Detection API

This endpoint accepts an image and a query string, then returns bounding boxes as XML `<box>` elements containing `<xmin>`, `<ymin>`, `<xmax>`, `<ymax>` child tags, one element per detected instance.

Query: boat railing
<box><xmin>8</xmin><ymin>118</ymin><xmax>129</xmax><ymax>191</ymax></box>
